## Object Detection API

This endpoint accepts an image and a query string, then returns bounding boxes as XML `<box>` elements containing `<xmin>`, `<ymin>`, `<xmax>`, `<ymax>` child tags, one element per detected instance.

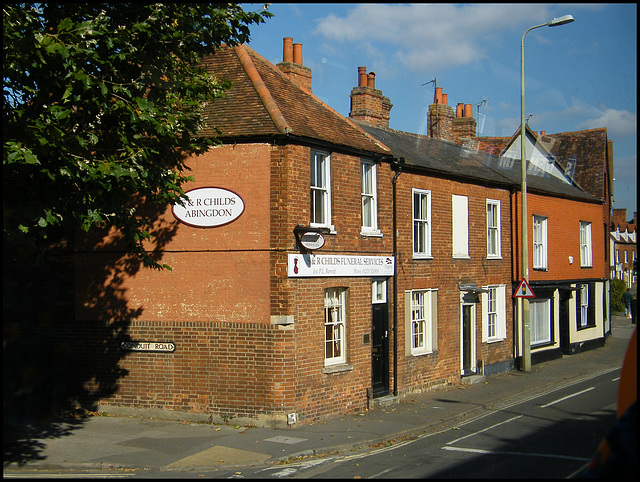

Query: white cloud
<box><xmin>315</xmin><ymin>4</ymin><xmax>557</xmax><ymax>72</ymax></box>
<box><xmin>577</xmin><ymin>109</ymin><xmax>637</xmax><ymax>138</ymax></box>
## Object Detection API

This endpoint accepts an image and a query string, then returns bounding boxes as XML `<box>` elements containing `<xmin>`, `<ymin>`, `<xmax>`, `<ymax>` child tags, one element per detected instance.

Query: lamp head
<box><xmin>549</xmin><ymin>15</ymin><xmax>574</xmax><ymax>27</ymax></box>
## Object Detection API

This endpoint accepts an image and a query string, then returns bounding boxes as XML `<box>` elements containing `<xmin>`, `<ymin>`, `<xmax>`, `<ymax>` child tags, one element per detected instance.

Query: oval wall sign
<box><xmin>172</xmin><ymin>187</ymin><xmax>245</xmax><ymax>228</ymax></box>
<box><xmin>300</xmin><ymin>231</ymin><xmax>325</xmax><ymax>250</ymax></box>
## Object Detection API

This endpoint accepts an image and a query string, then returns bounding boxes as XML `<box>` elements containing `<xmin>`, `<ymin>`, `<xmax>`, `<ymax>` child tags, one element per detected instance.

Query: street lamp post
<box><xmin>519</xmin><ymin>15</ymin><xmax>574</xmax><ymax>372</ymax></box>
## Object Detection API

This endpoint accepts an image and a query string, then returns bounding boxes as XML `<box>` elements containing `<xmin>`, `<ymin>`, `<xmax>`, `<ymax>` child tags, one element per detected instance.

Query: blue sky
<box><xmin>242</xmin><ymin>3</ymin><xmax>637</xmax><ymax>217</ymax></box>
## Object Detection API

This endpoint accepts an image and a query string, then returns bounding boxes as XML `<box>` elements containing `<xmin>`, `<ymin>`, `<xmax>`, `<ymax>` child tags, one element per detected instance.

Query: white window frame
<box><xmin>406</xmin><ymin>289</ymin><xmax>437</xmax><ymax>356</ymax></box>
<box><xmin>412</xmin><ymin>189</ymin><xmax>432</xmax><ymax>258</ymax></box>
<box><xmin>580</xmin><ymin>221</ymin><xmax>592</xmax><ymax>267</ymax></box>
<box><xmin>310</xmin><ymin>150</ymin><xmax>333</xmax><ymax>230</ymax></box>
<box><xmin>579</xmin><ymin>284</ymin><xmax>589</xmax><ymax>327</ymax></box>
<box><xmin>452</xmin><ymin>194</ymin><xmax>469</xmax><ymax>258</ymax></box>
<box><xmin>533</xmin><ymin>215</ymin><xmax>548</xmax><ymax>270</ymax></box>
<box><xmin>361</xmin><ymin>159</ymin><xmax>380</xmax><ymax>235</ymax></box>
<box><xmin>481</xmin><ymin>285</ymin><xmax>507</xmax><ymax>342</ymax></box>
<box><xmin>486</xmin><ymin>199</ymin><xmax>501</xmax><ymax>258</ymax></box>
<box><xmin>372</xmin><ymin>278</ymin><xmax>387</xmax><ymax>304</ymax></box>
<box><xmin>324</xmin><ymin>288</ymin><xmax>346</xmax><ymax>366</ymax></box>
<box><xmin>530</xmin><ymin>298</ymin><xmax>551</xmax><ymax>345</ymax></box>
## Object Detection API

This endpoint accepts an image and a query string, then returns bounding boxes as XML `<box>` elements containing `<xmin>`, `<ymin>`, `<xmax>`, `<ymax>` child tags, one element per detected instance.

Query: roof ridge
<box><xmin>317</xmin><ymin>101</ymin><xmax>391</xmax><ymax>153</ymax></box>
<box><xmin>243</xmin><ymin>44</ymin><xmax>390</xmax><ymax>154</ymax></box>
<box><xmin>233</xmin><ymin>44</ymin><xmax>292</xmax><ymax>135</ymax></box>
<box><xmin>549</xmin><ymin>127</ymin><xmax>608</xmax><ymax>137</ymax></box>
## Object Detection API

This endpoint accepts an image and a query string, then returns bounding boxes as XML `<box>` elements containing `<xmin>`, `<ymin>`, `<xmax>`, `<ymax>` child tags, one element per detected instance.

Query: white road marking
<box><xmin>539</xmin><ymin>387</ymin><xmax>595</xmax><ymax>408</ymax></box>
<box><xmin>442</xmin><ymin>445</ymin><xmax>590</xmax><ymax>462</ymax></box>
<box><xmin>446</xmin><ymin>415</ymin><xmax>523</xmax><ymax>445</ymax></box>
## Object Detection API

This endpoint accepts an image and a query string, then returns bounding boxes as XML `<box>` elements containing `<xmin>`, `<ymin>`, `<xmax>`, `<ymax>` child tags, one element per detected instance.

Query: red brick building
<box><xmin>37</xmin><ymin>37</ymin><xmax>612</xmax><ymax>426</ymax></box>
<box><xmin>66</xmin><ymin>39</ymin><xmax>526</xmax><ymax>425</ymax></box>
<box><xmin>427</xmin><ymin>90</ymin><xmax>613</xmax><ymax>360</ymax></box>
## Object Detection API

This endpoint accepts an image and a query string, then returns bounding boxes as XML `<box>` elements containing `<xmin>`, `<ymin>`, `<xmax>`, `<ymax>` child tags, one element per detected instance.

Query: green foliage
<box><xmin>610</xmin><ymin>278</ymin><xmax>627</xmax><ymax>313</ymax></box>
<box><xmin>3</xmin><ymin>3</ymin><xmax>272</xmax><ymax>268</ymax></box>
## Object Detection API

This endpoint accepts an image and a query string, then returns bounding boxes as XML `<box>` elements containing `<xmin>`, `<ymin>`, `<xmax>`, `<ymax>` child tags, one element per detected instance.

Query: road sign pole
<box><xmin>522</xmin><ymin>300</ymin><xmax>531</xmax><ymax>371</ymax></box>
<box><xmin>514</xmin><ymin>278</ymin><xmax>535</xmax><ymax>372</ymax></box>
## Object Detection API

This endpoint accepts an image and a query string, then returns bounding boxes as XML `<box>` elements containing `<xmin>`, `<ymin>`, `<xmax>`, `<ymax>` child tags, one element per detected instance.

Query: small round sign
<box><xmin>300</xmin><ymin>232</ymin><xmax>325</xmax><ymax>250</ymax></box>
<box><xmin>172</xmin><ymin>187</ymin><xmax>245</xmax><ymax>228</ymax></box>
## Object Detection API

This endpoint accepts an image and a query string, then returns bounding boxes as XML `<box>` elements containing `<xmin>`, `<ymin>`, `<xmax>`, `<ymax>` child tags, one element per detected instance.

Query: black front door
<box><xmin>371</xmin><ymin>303</ymin><xmax>389</xmax><ymax>397</ymax></box>
<box><xmin>462</xmin><ymin>304</ymin><xmax>474</xmax><ymax>375</ymax></box>
<box><xmin>559</xmin><ymin>289</ymin><xmax>571</xmax><ymax>353</ymax></box>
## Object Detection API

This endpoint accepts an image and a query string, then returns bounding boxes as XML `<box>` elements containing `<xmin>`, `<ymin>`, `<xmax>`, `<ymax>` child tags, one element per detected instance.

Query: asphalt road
<box><xmin>248</xmin><ymin>369</ymin><xmax>619</xmax><ymax>479</ymax></box>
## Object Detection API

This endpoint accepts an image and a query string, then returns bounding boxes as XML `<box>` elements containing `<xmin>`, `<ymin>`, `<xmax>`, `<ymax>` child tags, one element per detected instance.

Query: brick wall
<box><xmin>267</xmin><ymin>145</ymin><xmax>396</xmax><ymax>422</ymax></box>
<box><xmin>73</xmin><ymin>143</ymin><xmax>294</xmax><ymax>422</ymax></box>
<box><xmin>393</xmin><ymin>172</ymin><xmax>513</xmax><ymax>393</ymax></box>
<box><xmin>511</xmin><ymin>192</ymin><xmax>607</xmax><ymax>282</ymax></box>
<box><xmin>71</xmin><ymin>137</ymin><xmax>518</xmax><ymax>424</ymax></box>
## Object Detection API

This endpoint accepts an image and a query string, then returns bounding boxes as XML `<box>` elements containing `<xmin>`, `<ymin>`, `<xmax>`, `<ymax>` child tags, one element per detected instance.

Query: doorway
<box><xmin>461</xmin><ymin>302</ymin><xmax>476</xmax><ymax>376</ymax></box>
<box><xmin>371</xmin><ymin>278</ymin><xmax>389</xmax><ymax>397</ymax></box>
<box><xmin>559</xmin><ymin>288</ymin><xmax>572</xmax><ymax>354</ymax></box>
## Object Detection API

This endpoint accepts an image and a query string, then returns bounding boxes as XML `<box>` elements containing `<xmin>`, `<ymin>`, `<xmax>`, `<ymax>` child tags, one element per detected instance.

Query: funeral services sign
<box><xmin>288</xmin><ymin>254</ymin><xmax>394</xmax><ymax>277</ymax></box>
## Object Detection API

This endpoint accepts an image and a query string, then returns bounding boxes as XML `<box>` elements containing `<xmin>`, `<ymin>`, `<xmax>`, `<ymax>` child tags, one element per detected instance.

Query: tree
<box><xmin>610</xmin><ymin>278</ymin><xmax>627</xmax><ymax>313</ymax></box>
<box><xmin>3</xmin><ymin>3</ymin><xmax>272</xmax><ymax>269</ymax></box>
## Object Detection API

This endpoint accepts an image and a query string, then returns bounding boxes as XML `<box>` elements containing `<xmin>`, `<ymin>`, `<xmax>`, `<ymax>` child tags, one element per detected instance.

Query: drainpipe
<box><xmin>391</xmin><ymin>157</ymin><xmax>405</xmax><ymax>397</ymax></box>
<box><xmin>509</xmin><ymin>185</ymin><xmax>518</xmax><ymax>365</ymax></box>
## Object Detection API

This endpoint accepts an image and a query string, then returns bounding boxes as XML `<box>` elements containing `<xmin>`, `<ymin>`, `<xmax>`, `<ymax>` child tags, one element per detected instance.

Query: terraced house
<box><xmin>62</xmin><ymin>38</ymin><xmax>613</xmax><ymax>425</ymax></box>
<box><xmin>437</xmin><ymin>100</ymin><xmax>613</xmax><ymax>359</ymax></box>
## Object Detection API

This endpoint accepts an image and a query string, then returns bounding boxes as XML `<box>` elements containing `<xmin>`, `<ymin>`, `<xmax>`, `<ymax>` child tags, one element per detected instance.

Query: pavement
<box><xmin>4</xmin><ymin>314</ymin><xmax>636</xmax><ymax>476</ymax></box>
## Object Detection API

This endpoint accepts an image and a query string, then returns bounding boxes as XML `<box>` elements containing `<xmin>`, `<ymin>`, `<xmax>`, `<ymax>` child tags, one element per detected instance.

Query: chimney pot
<box><xmin>293</xmin><ymin>43</ymin><xmax>302</xmax><ymax>65</ymax></box>
<box><xmin>434</xmin><ymin>87</ymin><xmax>443</xmax><ymax>104</ymax></box>
<box><xmin>358</xmin><ymin>66</ymin><xmax>367</xmax><ymax>87</ymax></box>
<box><xmin>540</xmin><ymin>130</ymin><xmax>546</xmax><ymax>136</ymax></box>
<box><xmin>367</xmin><ymin>72</ymin><xmax>376</xmax><ymax>89</ymax></box>
<box><xmin>464</xmin><ymin>104</ymin><xmax>473</xmax><ymax>118</ymax></box>
<box><xmin>456</xmin><ymin>103</ymin><xmax>464</xmax><ymax>118</ymax></box>
<box><xmin>283</xmin><ymin>37</ymin><xmax>293</xmax><ymax>63</ymax></box>
<box><xmin>442</xmin><ymin>93</ymin><xmax>448</xmax><ymax>105</ymax></box>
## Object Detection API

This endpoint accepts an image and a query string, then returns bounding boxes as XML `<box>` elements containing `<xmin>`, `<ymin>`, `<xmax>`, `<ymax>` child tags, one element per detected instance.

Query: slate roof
<box><xmin>357</xmin><ymin>122</ymin><xmax>598</xmax><ymax>202</ymax></box>
<box><xmin>198</xmin><ymin>44</ymin><xmax>390</xmax><ymax>157</ymax></box>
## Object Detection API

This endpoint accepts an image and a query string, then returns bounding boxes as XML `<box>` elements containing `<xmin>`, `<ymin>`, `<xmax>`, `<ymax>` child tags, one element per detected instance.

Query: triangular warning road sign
<box><xmin>514</xmin><ymin>278</ymin><xmax>536</xmax><ymax>298</ymax></box>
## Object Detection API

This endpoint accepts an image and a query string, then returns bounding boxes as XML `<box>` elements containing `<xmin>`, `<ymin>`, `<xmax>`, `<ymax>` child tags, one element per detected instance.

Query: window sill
<box><xmin>531</xmin><ymin>340</ymin><xmax>554</xmax><ymax>349</ymax></box>
<box><xmin>486</xmin><ymin>255</ymin><xmax>503</xmax><ymax>260</ymax></box>
<box><xmin>310</xmin><ymin>223</ymin><xmax>336</xmax><ymax>234</ymax></box>
<box><xmin>361</xmin><ymin>229</ymin><xmax>383</xmax><ymax>237</ymax></box>
<box><xmin>410</xmin><ymin>350</ymin><xmax>433</xmax><ymax>357</ymax></box>
<box><xmin>322</xmin><ymin>363</ymin><xmax>353</xmax><ymax>374</ymax></box>
<box><xmin>577</xmin><ymin>323</ymin><xmax>596</xmax><ymax>331</ymax></box>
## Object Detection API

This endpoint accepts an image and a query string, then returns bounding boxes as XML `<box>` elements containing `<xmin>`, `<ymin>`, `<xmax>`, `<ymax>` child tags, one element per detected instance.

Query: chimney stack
<box><xmin>452</xmin><ymin>102</ymin><xmax>477</xmax><ymax>143</ymax></box>
<box><xmin>349</xmin><ymin>66</ymin><xmax>392</xmax><ymax>128</ymax></box>
<box><xmin>277</xmin><ymin>37</ymin><xmax>312</xmax><ymax>92</ymax></box>
<box><xmin>428</xmin><ymin>88</ymin><xmax>454</xmax><ymax>140</ymax></box>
